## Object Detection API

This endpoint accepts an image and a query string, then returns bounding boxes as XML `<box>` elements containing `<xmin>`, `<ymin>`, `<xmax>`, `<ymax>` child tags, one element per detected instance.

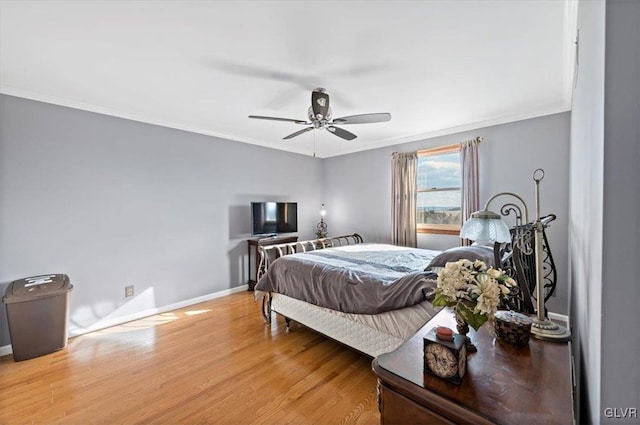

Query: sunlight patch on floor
<box><xmin>89</xmin><ymin>312</ymin><xmax>179</xmax><ymax>335</ymax></box>
<box><xmin>184</xmin><ymin>309</ymin><xmax>211</xmax><ymax>316</ymax></box>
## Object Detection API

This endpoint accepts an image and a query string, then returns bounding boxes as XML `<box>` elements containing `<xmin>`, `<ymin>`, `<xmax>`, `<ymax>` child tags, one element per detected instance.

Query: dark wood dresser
<box><xmin>247</xmin><ymin>235</ymin><xmax>298</xmax><ymax>290</ymax></box>
<box><xmin>372</xmin><ymin>309</ymin><xmax>574</xmax><ymax>424</ymax></box>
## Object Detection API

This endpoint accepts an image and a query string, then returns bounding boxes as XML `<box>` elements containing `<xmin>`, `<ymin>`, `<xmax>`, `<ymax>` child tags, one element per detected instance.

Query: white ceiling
<box><xmin>0</xmin><ymin>1</ymin><xmax>576</xmax><ymax>158</ymax></box>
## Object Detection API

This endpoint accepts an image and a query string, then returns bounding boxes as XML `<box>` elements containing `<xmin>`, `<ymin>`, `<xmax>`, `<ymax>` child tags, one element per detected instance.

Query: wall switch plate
<box><xmin>125</xmin><ymin>285</ymin><xmax>134</xmax><ymax>298</ymax></box>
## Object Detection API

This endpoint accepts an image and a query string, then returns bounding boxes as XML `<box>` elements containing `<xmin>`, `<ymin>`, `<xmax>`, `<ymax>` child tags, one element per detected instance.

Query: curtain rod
<box><xmin>394</xmin><ymin>136</ymin><xmax>483</xmax><ymax>157</ymax></box>
<box><xmin>463</xmin><ymin>136</ymin><xmax>483</xmax><ymax>144</ymax></box>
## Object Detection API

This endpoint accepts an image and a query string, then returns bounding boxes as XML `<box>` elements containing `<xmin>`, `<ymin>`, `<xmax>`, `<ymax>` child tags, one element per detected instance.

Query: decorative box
<box><xmin>494</xmin><ymin>310</ymin><xmax>533</xmax><ymax>346</ymax></box>
<box><xmin>423</xmin><ymin>326</ymin><xmax>467</xmax><ymax>385</ymax></box>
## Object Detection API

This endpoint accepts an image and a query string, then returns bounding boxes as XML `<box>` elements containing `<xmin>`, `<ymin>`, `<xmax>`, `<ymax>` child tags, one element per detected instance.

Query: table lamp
<box><xmin>316</xmin><ymin>204</ymin><xmax>328</xmax><ymax>238</ymax></box>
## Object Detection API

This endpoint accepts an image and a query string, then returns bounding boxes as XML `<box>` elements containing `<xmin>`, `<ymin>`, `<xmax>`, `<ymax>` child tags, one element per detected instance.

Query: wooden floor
<box><xmin>0</xmin><ymin>292</ymin><xmax>380</xmax><ymax>424</ymax></box>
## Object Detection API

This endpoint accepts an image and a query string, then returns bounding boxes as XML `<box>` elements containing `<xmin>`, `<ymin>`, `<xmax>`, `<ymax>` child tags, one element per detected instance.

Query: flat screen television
<box><xmin>251</xmin><ymin>202</ymin><xmax>298</xmax><ymax>236</ymax></box>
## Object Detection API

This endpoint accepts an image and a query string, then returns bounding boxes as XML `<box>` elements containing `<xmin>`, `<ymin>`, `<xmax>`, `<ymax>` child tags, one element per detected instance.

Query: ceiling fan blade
<box><xmin>283</xmin><ymin>127</ymin><xmax>314</xmax><ymax>140</ymax></box>
<box><xmin>332</xmin><ymin>113</ymin><xmax>392</xmax><ymax>125</ymax></box>
<box><xmin>327</xmin><ymin>126</ymin><xmax>357</xmax><ymax>141</ymax></box>
<box><xmin>206</xmin><ymin>59</ymin><xmax>317</xmax><ymax>90</ymax></box>
<box><xmin>249</xmin><ymin>115</ymin><xmax>309</xmax><ymax>125</ymax></box>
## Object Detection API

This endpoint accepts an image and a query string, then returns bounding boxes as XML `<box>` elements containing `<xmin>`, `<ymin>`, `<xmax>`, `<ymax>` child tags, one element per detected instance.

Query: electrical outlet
<box><xmin>125</xmin><ymin>285</ymin><xmax>134</xmax><ymax>298</ymax></box>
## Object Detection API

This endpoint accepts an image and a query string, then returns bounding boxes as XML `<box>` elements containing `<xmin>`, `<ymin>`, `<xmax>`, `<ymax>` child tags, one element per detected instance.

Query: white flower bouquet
<box><xmin>432</xmin><ymin>259</ymin><xmax>517</xmax><ymax>331</ymax></box>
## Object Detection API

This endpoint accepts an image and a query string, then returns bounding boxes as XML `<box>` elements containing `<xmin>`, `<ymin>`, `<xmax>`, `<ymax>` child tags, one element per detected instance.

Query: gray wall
<box><xmin>601</xmin><ymin>0</ymin><xmax>640</xmax><ymax>421</ymax></box>
<box><xmin>570</xmin><ymin>0</ymin><xmax>640</xmax><ymax>422</ymax></box>
<box><xmin>324</xmin><ymin>112</ymin><xmax>571</xmax><ymax>315</ymax></box>
<box><xmin>0</xmin><ymin>94</ymin><xmax>323</xmax><ymax>346</ymax></box>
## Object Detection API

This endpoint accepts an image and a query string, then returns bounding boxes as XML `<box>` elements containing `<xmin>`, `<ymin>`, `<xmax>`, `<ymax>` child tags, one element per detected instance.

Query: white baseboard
<box><xmin>548</xmin><ymin>311</ymin><xmax>569</xmax><ymax>325</ymax></box>
<box><xmin>0</xmin><ymin>285</ymin><xmax>248</xmax><ymax>358</ymax></box>
<box><xmin>0</xmin><ymin>344</ymin><xmax>12</xmax><ymax>357</ymax></box>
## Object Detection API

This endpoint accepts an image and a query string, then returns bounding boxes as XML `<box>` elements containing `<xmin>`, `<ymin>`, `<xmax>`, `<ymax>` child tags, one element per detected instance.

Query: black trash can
<box><xmin>2</xmin><ymin>274</ymin><xmax>73</xmax><ymax>361</ymax></box>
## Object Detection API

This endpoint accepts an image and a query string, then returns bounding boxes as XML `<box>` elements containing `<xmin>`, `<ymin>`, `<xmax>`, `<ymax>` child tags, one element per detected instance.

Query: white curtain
<box><xmin>460</xmin><ymin>137</ymin><xmax>481</xmax><ymax>245</ymax></box>
<box><xmin>391</xmin><ymin>151</ymin><xmax>418</xmax><ymax>247</ymax></box>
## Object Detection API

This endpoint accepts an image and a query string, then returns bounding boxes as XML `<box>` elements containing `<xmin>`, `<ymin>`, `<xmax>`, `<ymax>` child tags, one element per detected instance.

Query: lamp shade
<box><xmin>460</xmin><ymin>210</ymin><xmax>511</xmax><ymax>244</ymax></box>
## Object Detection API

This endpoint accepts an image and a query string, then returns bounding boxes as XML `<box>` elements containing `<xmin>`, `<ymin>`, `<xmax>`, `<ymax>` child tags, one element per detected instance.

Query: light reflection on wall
<box><xmin>69</xmin><ymin>287</ymin><xmax>159</xmax><ymax>336</ymax></box>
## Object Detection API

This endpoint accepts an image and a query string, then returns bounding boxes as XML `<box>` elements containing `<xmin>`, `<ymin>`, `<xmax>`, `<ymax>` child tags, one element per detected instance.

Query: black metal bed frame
<box><xmin>255</xmin><ymin>233</ymin><xmax>364</xmax><ymax>324</ymax></box>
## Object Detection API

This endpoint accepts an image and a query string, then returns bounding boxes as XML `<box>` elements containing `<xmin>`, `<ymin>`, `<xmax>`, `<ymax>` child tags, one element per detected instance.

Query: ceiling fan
<box><xmin>249</xmin><ymin>88</ymin><xmax>391</xmax><ymax>141</ymax></box>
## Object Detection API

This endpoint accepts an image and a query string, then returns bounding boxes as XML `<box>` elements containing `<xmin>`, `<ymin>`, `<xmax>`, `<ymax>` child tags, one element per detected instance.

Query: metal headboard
<box><xmin>256</xmin><ymin>233</ymin><xmax>363</xmax><ymax>281</ymax></box>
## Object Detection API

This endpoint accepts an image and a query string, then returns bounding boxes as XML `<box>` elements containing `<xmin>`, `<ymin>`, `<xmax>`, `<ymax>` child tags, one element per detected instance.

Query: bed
<box><xmin>254</xmin><ymin>234</ymin><xmax>443</xmax><ymax>357</ymax></box>
<box><xmin>253</xmin><ymin>212</ymin><xmax>557</xmax><ymax>357</ymax></box>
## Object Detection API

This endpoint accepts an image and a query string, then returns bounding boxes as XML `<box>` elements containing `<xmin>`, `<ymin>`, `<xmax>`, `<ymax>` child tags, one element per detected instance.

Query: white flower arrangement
<box><xmin>432</xmin><ymin>259</ymin><xmax>517</xmax><ymax>331</ymax></box>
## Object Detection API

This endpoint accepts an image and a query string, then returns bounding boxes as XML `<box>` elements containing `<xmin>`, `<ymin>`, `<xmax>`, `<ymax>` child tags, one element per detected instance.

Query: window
<box><xmin>417</xmin><ymin>144</ymin><xmax>461</xmax><ymax>235</ymax></box>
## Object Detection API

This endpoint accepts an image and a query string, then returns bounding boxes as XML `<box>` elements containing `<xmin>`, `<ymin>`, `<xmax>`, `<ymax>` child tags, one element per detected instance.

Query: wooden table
<box><xmin>372</xmin><ymin>309</ymin><xmax>574</xmax><ymax>424</ymax></box>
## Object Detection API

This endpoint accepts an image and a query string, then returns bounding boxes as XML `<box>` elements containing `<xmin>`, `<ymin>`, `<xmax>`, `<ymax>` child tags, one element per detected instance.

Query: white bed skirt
<box><xmin>269</xmin><ymin>293</ymin><xmax>440</xmax><ymax>357</ymax></box>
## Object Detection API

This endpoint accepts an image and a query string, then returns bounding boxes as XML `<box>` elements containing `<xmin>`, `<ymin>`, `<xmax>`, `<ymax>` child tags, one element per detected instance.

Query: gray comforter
<box><xmin>255</xmin><ymin>243</ymin><xmax>440</xmax><ymax>314</ymax></box>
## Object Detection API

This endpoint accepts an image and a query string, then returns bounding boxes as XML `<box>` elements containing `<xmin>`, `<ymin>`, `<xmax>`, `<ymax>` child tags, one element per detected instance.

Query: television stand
<box><xmin>247</xmin><ymin>235</ymin><xmax>298</xmax><ymax>290</ymax></box>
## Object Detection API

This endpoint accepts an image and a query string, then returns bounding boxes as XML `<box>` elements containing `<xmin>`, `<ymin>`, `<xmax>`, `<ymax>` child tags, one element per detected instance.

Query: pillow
<box><xmin>426</xmin><ymin>245</ymin><xmax>495</xmax><ymax>270</ymax></box>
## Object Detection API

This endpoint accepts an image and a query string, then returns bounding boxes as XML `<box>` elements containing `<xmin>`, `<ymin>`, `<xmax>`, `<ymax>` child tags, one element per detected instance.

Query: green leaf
<box><xmin>455</xmin><ymin>302</ymin><xmax>488</xmax><ymax>331</ymax></box>
<box><xmin>466</xmin><ymin>313</ymin><xmax>488</xmax><ymax>331</ymax></box>
<box><xmin>432</xmin><ymin>293</ymin><xmax>455</xmax><ymax>308</ymax></box>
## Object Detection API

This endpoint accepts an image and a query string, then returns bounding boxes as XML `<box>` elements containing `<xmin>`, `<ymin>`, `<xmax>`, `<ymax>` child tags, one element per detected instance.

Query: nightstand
<box><xmin>372</xmin><ymin>308</ymin><xmax>574</xmax><ymax>424</ymax></box>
